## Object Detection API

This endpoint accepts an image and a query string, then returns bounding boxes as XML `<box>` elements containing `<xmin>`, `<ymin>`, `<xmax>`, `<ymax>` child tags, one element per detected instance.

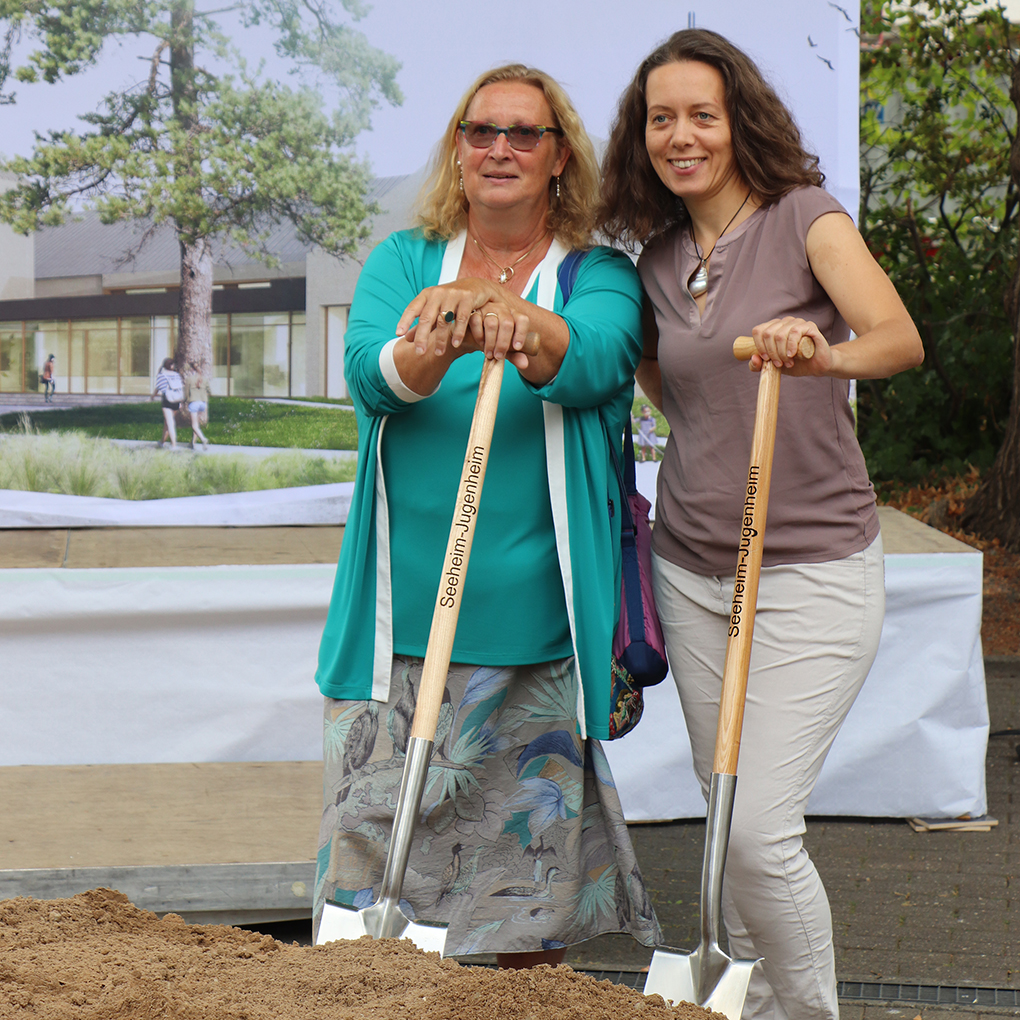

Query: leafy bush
<box><xmin>857</xmin><ymin>0</ymin><xmax>1017</xmax><ymax>481</ymax></box>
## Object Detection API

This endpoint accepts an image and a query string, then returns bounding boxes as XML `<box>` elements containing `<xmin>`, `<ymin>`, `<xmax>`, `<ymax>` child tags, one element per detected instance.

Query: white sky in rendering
<box><xmin>12</xmin><ymin>0</ymin><xmax>1014</xmax><ymax>219</ymax></box>
<box><xmin>2</xmin><ymin>0</ymin><xmax>1018</xmax><ymax>215</ymax></box>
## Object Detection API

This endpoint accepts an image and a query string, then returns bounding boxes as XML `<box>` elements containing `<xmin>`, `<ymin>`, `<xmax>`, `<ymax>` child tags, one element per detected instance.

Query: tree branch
<box><xmin>147</xmin><ymin>39</ymin><xmax>169</xmax><ymax>95</ymax></box>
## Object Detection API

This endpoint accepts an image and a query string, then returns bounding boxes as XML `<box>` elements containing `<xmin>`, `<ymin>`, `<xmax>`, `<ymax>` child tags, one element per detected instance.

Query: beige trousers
<box><xmin>651</xmin><ymin>536</ymin><xmax>885</xmax><ymax>1020</ymax></box>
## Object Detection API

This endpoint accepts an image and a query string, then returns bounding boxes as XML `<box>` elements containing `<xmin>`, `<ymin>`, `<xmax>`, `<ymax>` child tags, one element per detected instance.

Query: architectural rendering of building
<box><xmin>0</xmin><ymin>170</ymin><xmax>424</xmax><ymax>400</ymax></box>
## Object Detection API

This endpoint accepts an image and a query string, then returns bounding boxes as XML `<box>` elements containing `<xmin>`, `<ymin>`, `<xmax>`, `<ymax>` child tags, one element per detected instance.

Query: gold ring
<box><xmin>484</xmin><ymin>312</ymin><xmax>499</xmax><ymax>321</ymax></box>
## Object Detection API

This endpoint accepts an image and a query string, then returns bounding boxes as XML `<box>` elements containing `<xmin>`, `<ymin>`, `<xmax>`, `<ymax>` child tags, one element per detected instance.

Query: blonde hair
<box><xmin>416</xmin><ymin>64</ymin><xmax>599</xmax><ymax>250</ymax></box>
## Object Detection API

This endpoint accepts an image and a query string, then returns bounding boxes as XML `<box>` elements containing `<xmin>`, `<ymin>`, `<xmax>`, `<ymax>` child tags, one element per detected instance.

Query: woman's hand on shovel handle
<box><xmin>395</xmin><ymin>319</ymin><xmax>540</xmax><ymax>397</ymax></box>
<box><xmin>739</xmin><ymin>317</ymin><xmax>832</xmax><ymax>377</ymax></box>
<box><xmin>397</xmin><ymin>279</ymin><xmax>541</xmax><ymax>365</ymax></box>
<box><xmin>733</xmin><ymin>333</ymin><xmax>815</xmax><ymax>364</ymax></box>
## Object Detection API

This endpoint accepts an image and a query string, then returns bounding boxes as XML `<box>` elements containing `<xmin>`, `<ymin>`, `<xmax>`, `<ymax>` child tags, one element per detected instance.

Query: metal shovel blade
<box><xmin>316</xmin><ymin>899</ymin><xmax>447</xmax><ymax>955</ymax></box>
<box><xmin>642</xmin><ymin>774</ymin><xmax>760</xmax><ymax>1019</ymax></box>
<box><xmin>643</xmin><ymin>943</ymin><xmax>757</xmax><ymax>1020</ymax></box>
<box><xmin>314</xmin><ymin>737</ymin><xmax>449</xmax><ymax>956</ymax></box>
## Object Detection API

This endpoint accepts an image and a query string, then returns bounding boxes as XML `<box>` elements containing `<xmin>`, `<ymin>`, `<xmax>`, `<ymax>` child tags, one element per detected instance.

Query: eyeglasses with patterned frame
<box><xmin>458</xmin><ymin>121</ymin><xmax>563</xmax><ymax>151</ymax></box>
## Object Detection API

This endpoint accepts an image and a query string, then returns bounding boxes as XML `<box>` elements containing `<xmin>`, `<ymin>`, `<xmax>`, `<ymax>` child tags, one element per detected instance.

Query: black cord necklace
<box><xmin>688</xmin><ymin>192</ymin><xmax>751</xmax><ymax>298</ymax></box>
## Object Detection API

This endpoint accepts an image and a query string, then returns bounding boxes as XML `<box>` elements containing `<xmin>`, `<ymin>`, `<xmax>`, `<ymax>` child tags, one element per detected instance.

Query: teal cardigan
<box><xmin>315</xmin><ymin>230</ymin><xmax>642</xmax><ymax>740</ymax></box>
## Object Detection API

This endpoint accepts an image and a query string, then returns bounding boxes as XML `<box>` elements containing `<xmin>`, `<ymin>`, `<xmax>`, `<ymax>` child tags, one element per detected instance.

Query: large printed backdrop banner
<box><xmin>349</xmin><ymin>0</ymin><xmax>862</xmax><ymax>218</ymax></box>
<box><xmin>3</xmin><ymin>0</ymin><xmax>990</xmax><ymax>818</ymax></box>
<box><xmin>5</xmin><ymin>0</ymin><xmax>861</xmax><ymax>212</ymax></box>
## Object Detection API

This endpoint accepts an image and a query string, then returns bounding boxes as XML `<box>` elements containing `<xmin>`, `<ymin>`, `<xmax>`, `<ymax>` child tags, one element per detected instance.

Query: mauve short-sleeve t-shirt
<box><xmin>638</xmin><ymin>186</ymin><xmax>879</xmax><ymax>577</ymax></box>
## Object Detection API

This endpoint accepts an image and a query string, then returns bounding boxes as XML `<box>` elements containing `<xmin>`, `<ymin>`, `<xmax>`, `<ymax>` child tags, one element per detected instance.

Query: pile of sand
<box><xmin>0</xmin><ymin>889</ymin><xmax>722</xmax><ymax>1019</ymax></box>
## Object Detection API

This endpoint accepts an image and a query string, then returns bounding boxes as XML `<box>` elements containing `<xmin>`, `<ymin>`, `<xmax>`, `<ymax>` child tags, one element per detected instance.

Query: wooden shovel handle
<box><xmin>733</xmin><ymin>334</ymin><xmax>815</xmax><ymax>362</ymax></box>
<box><xmin>409</xmin><ymin>333</ymin><xmax>540</xmax><ymax>740</ymax></box>
<box><xmin>711</xmin><ymin>328</ymin><xmax>814</xmax><ymax>777</ymax></box>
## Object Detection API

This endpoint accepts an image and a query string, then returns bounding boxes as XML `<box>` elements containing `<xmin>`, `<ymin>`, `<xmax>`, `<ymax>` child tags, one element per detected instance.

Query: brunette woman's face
<box><xmin>644</xmin><ymin>60</ymin><xmax>744</xmax><ymax>207</ymax></box>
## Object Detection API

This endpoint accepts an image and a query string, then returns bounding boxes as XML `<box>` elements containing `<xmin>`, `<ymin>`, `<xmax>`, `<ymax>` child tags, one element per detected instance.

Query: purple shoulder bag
<box><xmin>606</xmin><ymin>430</ymin><xmax>669</xmax><ymax>739</ymax></box>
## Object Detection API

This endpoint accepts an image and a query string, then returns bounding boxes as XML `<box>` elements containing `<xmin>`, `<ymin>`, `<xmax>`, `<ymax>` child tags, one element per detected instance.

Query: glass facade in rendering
<box><xmin>0</xmin><ymin>312</ymin><xmax>308</xmax><ymax>397</ymax></box>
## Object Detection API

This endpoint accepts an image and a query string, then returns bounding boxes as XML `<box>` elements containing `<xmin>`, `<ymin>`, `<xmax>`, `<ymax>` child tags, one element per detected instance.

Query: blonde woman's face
<box><xmin>456</xmin><ymin>82</ymin><xmax>571</xmax><ymax>219</ymax></box>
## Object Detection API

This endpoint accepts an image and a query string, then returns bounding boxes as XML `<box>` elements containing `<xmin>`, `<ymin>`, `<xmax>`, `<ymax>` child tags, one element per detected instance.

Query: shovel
<box><xmin>316</xmin><ymin>329</ymin><xmax>540</xmax><ymax>955</ymax></box>
<box><xmin>643</xmin><ymin>333</ymin><xmax>815</xmax><ymax>1017</ymax></box>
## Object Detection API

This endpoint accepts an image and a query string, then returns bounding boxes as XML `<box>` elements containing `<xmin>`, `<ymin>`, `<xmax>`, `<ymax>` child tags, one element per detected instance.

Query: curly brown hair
<box><xmin>598</xmin><ymin>29</ymin><xmax>824</xmax><ymax>247</ymax></box>
<box><xmin>416</xmin><ymin>64</ymin><xmax>600</xmax><ymax>250</ymax></box>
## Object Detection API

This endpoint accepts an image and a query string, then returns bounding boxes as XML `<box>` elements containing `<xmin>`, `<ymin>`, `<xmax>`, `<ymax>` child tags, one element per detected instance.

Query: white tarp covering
<box><xmin>0</xmin><ymin>550</ymin><xmax>987</xmax><ymax>818</ymax></box>
<box><xmin>0</xmin><ymin>483</ymin><xmax>354</xmax><ymax>528</ymax></box>
<box><xmin>2</xmin><ymin>564</ymin><xmax>330</xmax><ymax>764</ymax></box>
<box><xmin>604</xmin><ymin>551</ymin><xmax>988</xmax><ymax>820</ymax></box>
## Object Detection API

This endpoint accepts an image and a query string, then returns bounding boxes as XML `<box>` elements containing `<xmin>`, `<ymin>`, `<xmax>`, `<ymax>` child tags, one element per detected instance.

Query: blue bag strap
<box><xmin>607</xmin><ymin>427</ymin><xmax>646</xmax><ymax>644</ymax></box>
<box><xmin>557</xmin><ymin>249</ymin><xmax>589</xmax><ymax>306</ymax></box>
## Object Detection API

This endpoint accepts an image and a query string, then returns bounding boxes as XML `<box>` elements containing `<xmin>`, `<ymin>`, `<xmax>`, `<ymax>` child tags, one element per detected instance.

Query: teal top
<box><xmin>384</xmin><ymin>327</ymin><xmax>573</xmax><ymax>663</ymax></box>
<box><xmin>315</xmin><ymin>229</ymin><xmax>642</xmax><ymax>740</ymax></box>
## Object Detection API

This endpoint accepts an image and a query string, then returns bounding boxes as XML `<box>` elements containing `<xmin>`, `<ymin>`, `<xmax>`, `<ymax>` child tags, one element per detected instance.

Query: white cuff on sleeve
<box><xmin>379</xmin><ymin>337</ymin><xmax>439</xmax><ymax>403</ymax></box>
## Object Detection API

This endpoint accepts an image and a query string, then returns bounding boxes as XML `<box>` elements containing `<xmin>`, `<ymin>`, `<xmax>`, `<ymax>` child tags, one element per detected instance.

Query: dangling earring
<box><xmin>457</xmin><ymin>159</ymin><xmax>463</xmax><ymax>193</ymax></box>
<box><xmin>555</xmin><ymin>175</ymin><xmax>561</xmax><ymax>200</ymax></box>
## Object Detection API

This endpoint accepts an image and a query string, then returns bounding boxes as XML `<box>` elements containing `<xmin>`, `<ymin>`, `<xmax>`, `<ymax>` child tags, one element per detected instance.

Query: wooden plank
<box><xmin>0</xmin><ymin>529</ymin><xmax>67</xmax><ymax>568</ymax></box>
<box><xmin>0</xmin><ymin>762</ymin><xmax>322</xmax><ymax>870</ymax></box>
<box><xmin>3</xmin><ymin>513</ymin><xmax>972</xmax><ymax>567</ymax></box>
<box><xmin>876</xmin><ymin>506</ymin><xmax>977</xmax><ymax>555</ymax></box>
<box><xmin>0</xmin><ymin>862</ymin><xmax>315</xmax><ymax>923</ymax></box>
<box><xmin>63</xmin><ymin>526</ymin><xmax>344</xmax><ymax>567</ymax></box>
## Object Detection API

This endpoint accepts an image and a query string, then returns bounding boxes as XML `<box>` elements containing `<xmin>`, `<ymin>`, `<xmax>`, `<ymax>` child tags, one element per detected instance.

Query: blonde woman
<box><xmin>314</xmin><ymin>64</ymin><xmax>659</xmax><ymax>967</ymax></box>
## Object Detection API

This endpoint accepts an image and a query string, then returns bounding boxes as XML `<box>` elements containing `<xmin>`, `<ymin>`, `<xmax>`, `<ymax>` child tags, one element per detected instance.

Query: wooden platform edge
<box><xmin>876</xmin><ymin>506</ymin><xmax>979</xmax><ymax>556</ymax></box>
<box><xmin>0</xmin><ymin>525</ymin><xmax>345</xmax><ymax>568</ymax></box>
<box><xmin>0</xmin><ymin>861</ymin><xmax>316</xmax><ymax>925</ymax></box>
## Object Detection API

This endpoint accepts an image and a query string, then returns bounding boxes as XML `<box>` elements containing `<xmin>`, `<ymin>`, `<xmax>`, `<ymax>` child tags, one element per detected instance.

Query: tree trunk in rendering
<box><xmin>167</xmin><ymin>0</ymin><xmax>213</xmax><ymax>386</ymax></box>
<box><xmin>175</xmin><ymin>235</ymin><xmax>214</xmax><ymax>382</ymax></box>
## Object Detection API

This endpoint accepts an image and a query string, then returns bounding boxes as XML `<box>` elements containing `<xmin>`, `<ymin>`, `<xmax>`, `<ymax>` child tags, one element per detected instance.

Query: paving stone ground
<box><xmin>559</xmin><ymin>659</ymin><xmax>1019</xmax><ymax>1016</ymax></box>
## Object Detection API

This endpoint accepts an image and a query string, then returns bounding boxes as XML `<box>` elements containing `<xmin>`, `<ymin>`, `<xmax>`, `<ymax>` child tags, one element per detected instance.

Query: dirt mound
<box><xmin>0</xmin><ymin>889</ymin><xmax>721</xmax><ymax>1019</ymax></box>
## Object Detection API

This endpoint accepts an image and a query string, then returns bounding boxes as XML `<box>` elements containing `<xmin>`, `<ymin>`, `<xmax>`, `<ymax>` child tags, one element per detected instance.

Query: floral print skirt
<box><xmin>313</xmin><ymin>655</ymin><xmax>661</xmax><ymax>956</ymax></box>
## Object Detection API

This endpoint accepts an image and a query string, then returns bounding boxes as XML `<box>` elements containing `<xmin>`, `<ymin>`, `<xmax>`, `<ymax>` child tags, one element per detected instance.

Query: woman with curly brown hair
<box><xmin>600</xmin><ymin>29</ymin><xmax>922</xmax><ymax>1020</ymax></box>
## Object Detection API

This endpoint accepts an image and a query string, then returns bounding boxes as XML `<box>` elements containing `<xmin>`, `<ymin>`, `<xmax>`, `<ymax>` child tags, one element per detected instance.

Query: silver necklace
<box><xmin>472</xmin><ymin>232</ymin><xmax>548</xmax><ymax>285</ymax></box>
<box><xmin>688</xmin><ymin>192</ymin><xmax>751</xmax><ymax>298</ymax></box>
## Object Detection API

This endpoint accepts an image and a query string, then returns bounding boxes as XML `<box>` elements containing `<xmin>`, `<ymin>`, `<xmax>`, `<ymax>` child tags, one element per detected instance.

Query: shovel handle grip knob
<box><xmin>519</xmin><ymin>331</ymin><xmax>540</xmax><ymax>357</ymax></box>
<box><xmin>732</xmin><ymin>335</ymin><xmax>815</xmax><ymax>362</ymax></box>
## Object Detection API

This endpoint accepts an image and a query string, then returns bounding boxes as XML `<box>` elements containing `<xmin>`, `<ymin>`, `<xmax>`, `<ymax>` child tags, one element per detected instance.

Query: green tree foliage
<box><xmin>858</xmin><ymin>0</ymin><xmax>1017</xmax><ymax>482</ymax></box>
<box><xmin>0</xmin><ymin>1</ymin><xmax>42</xmax><ymax>104</ymax></box>
<box><xmin>0</xmin><ymin>0</ymin><xmax>401</xmax><ymax>377</ymax></box>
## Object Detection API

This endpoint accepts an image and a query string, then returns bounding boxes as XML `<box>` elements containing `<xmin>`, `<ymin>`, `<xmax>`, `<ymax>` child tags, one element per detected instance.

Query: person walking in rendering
<box><xmin>185</xmin><ymin>364</ymin><xmax>211</xmax><ymax>450</ymax></box>
<box><xmin>41</xmin><ymin>354</ymin><xmax>56</xmax><ymax>402</ymax></box>
<box><xmin>153</xmin><ymin>357</ymin><xmax>184</xmax><ymax>450</ymax></box>
<box><xmin>635</xmin><ymin>404</ymin><xmax>659</xmax><ymax>461</ymax></box>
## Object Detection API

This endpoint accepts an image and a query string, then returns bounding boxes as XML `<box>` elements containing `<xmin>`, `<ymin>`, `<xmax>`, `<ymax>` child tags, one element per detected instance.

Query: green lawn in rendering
<box><xmin>0</xmin><ymin>397</ymin><xmax>358</xmax><ymax>451</ymax></box>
